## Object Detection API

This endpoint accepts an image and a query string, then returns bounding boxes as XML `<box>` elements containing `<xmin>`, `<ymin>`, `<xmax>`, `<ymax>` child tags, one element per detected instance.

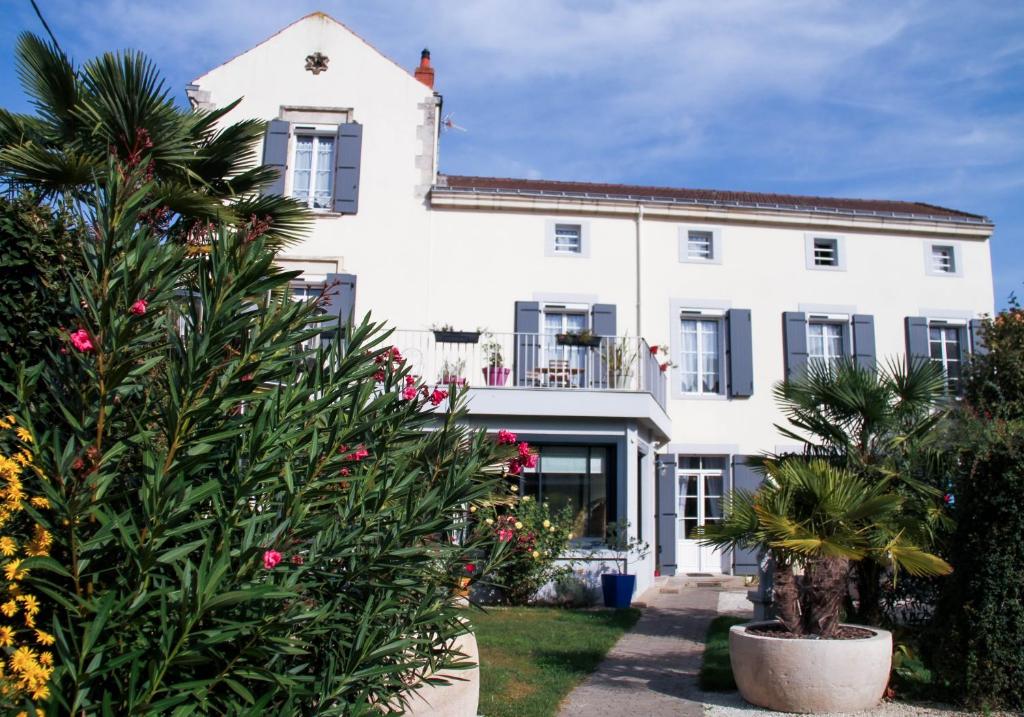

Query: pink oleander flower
<box><xmin>521</xmin><ymin>453</ymin><xmax>538</xmax><ymax>469</ymax></box>
<box><xmin>659</xmin><ymin>362</ymin><xmax>669</xmax><ymax>372</ymax></box>
<box><xmin>465</xmin><ymin>563</ymin><xmax>476</xmax><ymax>573</ymax></box>
<box><xmin>262</xmin><ymin>549</ymin><xmax>282</xmax><ymax>569</ymax></box>
<box><xmin>402</xmin><ymin>386</ymin><xmax>418</xmax><ymax>400</ymax></box>
<box><xmin>649</xmin><ymin>345</ymin><xmax>659</xmax><ymax>355</ymax></box>
<box><xmin>340</xmin><ymin>467</ymin><xmax>351</xmax><ymax>477</ymax></box>
<box><xmin>241</xmin><ymin>373</ymin><xmax>254</xmax><ymax>382</ymax></box>
<box><xmin>497</xmin><ymin>429</ymin><xmax>517</xmax><ymax>445</ymax></box>
<box><xmin>517</xmin><ymin>442</ymin><xmax>531</xmax><ymax>458</ymax></box>
<box><xmin>69</xmin><ymin>329</ymin><xmax>94</xmax><ymax>353</ymax></box>
<box><xmin>351</xmin><ymin>444</ymin><xmax>369</xmax><ymax>461</ymax></box>
<box><xmin>430</xmin><ymin>388</ymin><xmax>448</xmax><ymax>406</ymax></box>
<box><xmin>291</xmin><ymin>554</ymin><xmax>305</xmax><ymax>565</ymax></box>
<box><xmin>507</xmin><ymin>459</ymin><xmax>523</xmax><ymax>475</ymax></box>
<box><xmin>129</xmin><ymin>299</ymin><xmax>148</xmax><ymax>316</ymax></box>
<box><xmin>497</xmin><ymin>529</ymin><xmax>514</xmax><ymax>542</ymax></box>
<box><xmin>405</xmin><ymin>375</ymin><xmax>416</xmax><ymax>386</ymax></box>
<box><xmin>390</xmin><ymin>347</ymin><xmax>403</xmax><ymax>361</ymax></box>
<box><xmin>373</xmin><ymin>370</ymin><xmax>385</xmax><ymax>382</ymax></box>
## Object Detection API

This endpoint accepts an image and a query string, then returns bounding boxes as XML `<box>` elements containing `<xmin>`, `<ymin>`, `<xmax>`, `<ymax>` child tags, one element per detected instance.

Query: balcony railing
<box><xmin>391</xmin><ymin>331</ymin><xmax>668</xmax><ymax>409</ymax></box>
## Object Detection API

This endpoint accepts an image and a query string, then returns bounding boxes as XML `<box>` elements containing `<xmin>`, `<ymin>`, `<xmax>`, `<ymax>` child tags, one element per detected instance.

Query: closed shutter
<box><xmin>656</xmin><ymin>455</ymin><xmax>678</xmax><ymax>577</ymax></box>
<box><xmin>852</xmin><ymin>314</ymin><xmax>877</xmax><ymax>371</ymax></box>
<box><xmin>262</xmin><ymin>119</ymin><xmax>290</xmax><ymax>196</ymax></box>
<box><xmin>727</xmin><ymin>308</ymin><xmax>753</xmax><ymax>398</ymax></box>
<box><xmin>323</xmin><ymin>273</ymin><xmax>357</xmax><ymax>341</ymax></box>
<box><xmin>904</xmin><ymin>316</ymin><xmax>929</xmax><ymax>366</ymax></box>
<box><xmin>333</xmin><ymin>123</ymin><xmax>363</xmax><ymax>214</ymax></box>
<box><xmin>782</xmin><ymin>312</ymin><xmax>808</xmax><ymax>380</ymax></box>
<box><xmin>731</xmin><ymin>456</ymin><xmax>762</xmax><ymax>576</ymax></box>
<box><xmin>970</xmin><ymin>318</ymin><xmax>988</xmax><ymax>356</ymax></box>
<box><xmin>514</xmin><ymin>301</ymin><xmax>541</xmax><ymax>386</ymax></box>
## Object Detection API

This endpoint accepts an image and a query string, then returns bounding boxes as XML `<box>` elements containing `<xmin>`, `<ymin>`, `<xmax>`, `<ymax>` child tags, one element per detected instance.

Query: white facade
<box><xmin>190</xmin><ymin>13</ymin><xmax>995</xmax><ymax>597</ymax></box>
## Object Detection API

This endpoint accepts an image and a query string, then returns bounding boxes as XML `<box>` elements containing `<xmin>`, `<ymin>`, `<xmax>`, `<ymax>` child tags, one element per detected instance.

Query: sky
<box><xmin>2</xmin><ymin>0</ymin><xmax>1022</xmax><ymax>307</ymax></box>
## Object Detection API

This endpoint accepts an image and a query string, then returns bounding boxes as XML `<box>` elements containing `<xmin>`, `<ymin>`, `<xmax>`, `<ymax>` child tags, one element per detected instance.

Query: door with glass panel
<box><xmin>929</xmin><ymin>324</ymin><xmax>963</xmax><ymax>393</ymax></box>
<box><xmin>542</xmin><ymin>309</ymin><xmax>588</xmax><ymax>387</ymax></box>
<box><xmin>679</xmin><ymin>317</ymin><xmax>721</xmax><ymax>395</ymax></box>
<box><xmin>677</xmin><ymin>457</ymin><xmax>725</xmax><ymax>573</ymax></box>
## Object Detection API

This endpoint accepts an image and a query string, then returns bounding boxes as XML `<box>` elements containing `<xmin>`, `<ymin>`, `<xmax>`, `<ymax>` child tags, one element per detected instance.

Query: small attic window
<box><xmin>305</xmin><ymin>52</ymin><xmax>329</xmax><ymax>75</ymax></box>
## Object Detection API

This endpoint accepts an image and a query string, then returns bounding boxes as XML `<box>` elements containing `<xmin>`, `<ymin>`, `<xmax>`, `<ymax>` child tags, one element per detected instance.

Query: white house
<box><xmin>188</xmin><ymin>12</ymin><xmax>995</xmax><ymax>596</ymax></box>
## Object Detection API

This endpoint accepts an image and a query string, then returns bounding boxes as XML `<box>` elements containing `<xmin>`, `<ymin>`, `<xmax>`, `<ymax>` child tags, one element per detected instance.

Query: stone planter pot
<box><xmin>402</xmin><ymin>629</ymin><xmax>480</xmax><ymax>717</ymax></box>
<box><xmin>729</xmin><ymin>621</ymin><xmax>892</xmax><ymax>714</ymax></box>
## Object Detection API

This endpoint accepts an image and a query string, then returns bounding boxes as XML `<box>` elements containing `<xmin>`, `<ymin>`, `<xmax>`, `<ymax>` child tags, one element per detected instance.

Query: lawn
<box><xmin>472</xmin><ymin>606</ymin><xmax>641</xmax><ymax>717</ymax></box>
<box><xmin>699</xmin><ymin>615</ymin><xmax>747</xmax><ymax>691</ymax></box>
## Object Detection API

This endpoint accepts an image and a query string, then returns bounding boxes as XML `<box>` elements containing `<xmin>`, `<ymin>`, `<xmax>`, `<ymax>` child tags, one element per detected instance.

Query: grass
<box><xmin>471</xmin><ymin>606</ymin><xmax>641</xmax><ymax>717</ymax></box>
<box><xmin>698</xmin><ymin>615</ymin><xmax>747</xmax><ymax>691</ymax></box>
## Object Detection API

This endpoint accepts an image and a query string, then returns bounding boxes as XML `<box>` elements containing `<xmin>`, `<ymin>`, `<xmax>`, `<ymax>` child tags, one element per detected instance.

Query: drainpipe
<box><xmin>635</xmin><ymin>203</ymin><xmax>644</xmax><ymax>338</ymax></box>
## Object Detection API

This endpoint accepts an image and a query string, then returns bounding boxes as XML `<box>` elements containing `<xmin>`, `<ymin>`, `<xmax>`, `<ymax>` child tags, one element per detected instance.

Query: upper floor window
<box><xmin>678</xmin><ymin>226</ymin><xmax>721</xmax><ymax>264</ymax></box>
<box><xmin>931</xmin><ymin>245</ymin><xmax>956</xmax><ymax>274</ymax></box>
<box><xmin>804</xmin><ymin>233</ymin><xmax>845</xmax><ymax>271</ymax></box>
<box><xmin>929</xmin><ymin>323</ymin><xmax>963</xmax><ymax>393</ymax></box>
<box><xmin>687</xmin><ymin>231</ymin><xmax>714</xmax><ymax>260</ymax></box>
<box><xmin>812</xmin><ymin>238</ymin><xmax>839</xmax><ymax>267</ymax></box>
<box><xmin>292</xmin><ymin>134</ymin><xmax>335</xmax><ymax>210</ymax></box>
<box><xmin>807</xmin><ymin>320</ymin><xmax>845</xmax><ymax>367</ymax></box>
<box><xmin>680</xmin><ymin>313</ymin><xmax>723</xmax><ymax>395</ymax></box>
<box><xmin>553</xmin><ymin>224</ymin><xmax>583</xmax><ymax>254</ymax></box>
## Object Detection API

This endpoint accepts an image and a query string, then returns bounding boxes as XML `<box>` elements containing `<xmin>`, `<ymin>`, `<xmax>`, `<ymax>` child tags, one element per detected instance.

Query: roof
<box><xmin>436</xmin><ymin>175</ymin><xmax>990</xmax><ymax>225</ymax></box>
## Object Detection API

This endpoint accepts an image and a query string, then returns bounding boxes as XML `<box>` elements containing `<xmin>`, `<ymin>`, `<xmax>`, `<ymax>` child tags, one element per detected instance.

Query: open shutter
<box><xmin>323</xmin><ymin>273</ymin><xmax>357</xmax><ymax>341</ymax></box>
<box><xmin>727</xmin><ymin>309</ymin><xmax>753</xmax><ymax>397</ymax></box>
<box><xmin>656</xmin><ymin>455</ymin><xmax>678</xmax><ymax>577</ymax></box>
<box><xmin>262</xmin><ymin>119</ymin><xmax>290</xmax><ymax>196</ymax></box>
<box><xmin>590</xmin><ymin>304</ymin><xmax>617</xmax><ymax>336</ymax></box>
<box><xmin>590</xmin><ymin>304</ymin><xmax>617</xmax><ymax>389</ymax></box>
<box><xmin>333</xmin><ymin>123</ymin><xmax>363</xmax><ymax>214</ymax></box>
<box><xmin>514</xmin><ymin>301</ymin><xmax>541</xmax><ymax>386</ymax></box>
<box><xmin>731</xmin><ymin>456</ymin><xmax>762</xmax><ymax>575</ymax></box>
<box><xmin>852</xmin><ymin>314</ymin><xmax>877</xmax><ymax>371</ymax></box>
<box><xmin>970</xmin><ymin>318</ymin><xmax>988</xmax><ymax>356</ymax></box>
<box><xmin>782</xmin><ymin>312</ymin><xmax>808</xmax><ymax>381</ymax></box>
<box><xmin>904</xmin><ymin>316</ymin><xmax>929</xmax><ymax>365</ymax></box>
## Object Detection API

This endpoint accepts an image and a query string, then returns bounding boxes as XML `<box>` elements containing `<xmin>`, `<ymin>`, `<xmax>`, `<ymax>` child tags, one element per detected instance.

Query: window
<box><xmin>289</xmin><ymin>281</ymin><xmax>326</xmax><ymax>350</ymax></box>
<box><xmin>931</xmin><ymin>245</ymin><xmax>956</xmax><ymax>274</ymax></box>
<box><xmin>687</xmin><ymin>231</ymin><xmax>714</xmax><ymax>260</ymax></box>
<box><xmin>812</xmin><ymin>238</ymin><xmax>839</xmax><ymax>267</ymax></box>
<box><xmin>553</xmin><ymin>224</ymin><xmax>582</xmax><ymax>254</ymax></box>
<box><xmin>807</xmin><ymin>321</ymin><xmax>845</xmax><ymax>367</ymax></box>
<box><xmin>929</xmin><ymin>324</ymin><xmax>963</xmax><ymax>393</ymax></box>
<box><xmin>677</xmin><ymin>456</ymin><xmax>725</xmax><ymax>540</ymax></box>
<box><xmin>541</xmin><ymin>306</ymin><xmax>589</xmax><ymax>387</ymax></box>
<box><xmin>292</xmin><ymin>133</ymin><xmax>335</xmax><ymax>209</ymax></box>
<box><xmin>680</xmin><ymin>315</ymin><xmax>722</xmax><ymax>394</ymax></box>
<box><xmin>520</xmin><ymin>445</ymin><xmax>613</xmax><ymax>540</ymax></box>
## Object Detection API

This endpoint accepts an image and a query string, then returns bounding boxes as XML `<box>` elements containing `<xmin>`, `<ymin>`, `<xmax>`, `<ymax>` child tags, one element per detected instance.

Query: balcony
<box><xmin>391</xmin><ymin>331</ymin><xmax>669</xmax><ymax>432</ymax></box>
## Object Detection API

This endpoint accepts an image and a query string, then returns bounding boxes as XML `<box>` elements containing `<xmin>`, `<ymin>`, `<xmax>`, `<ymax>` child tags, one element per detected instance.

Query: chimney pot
<box><xmin>414</xmin><ymin>48</ymin><xmax>435</xmax><ymax>89</ymax></box>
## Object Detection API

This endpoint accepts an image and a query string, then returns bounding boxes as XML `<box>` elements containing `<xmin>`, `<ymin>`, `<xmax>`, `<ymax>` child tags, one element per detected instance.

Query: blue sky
<box><xmin>3</xmin><ymin>1</ymin><xmax>1022</xmax><ymax>307</ymax></box>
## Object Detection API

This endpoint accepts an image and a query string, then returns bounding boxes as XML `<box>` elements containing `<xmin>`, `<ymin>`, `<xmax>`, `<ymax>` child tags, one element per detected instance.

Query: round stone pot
<box><xmin>729</xmin><ymin>621</ymin><xmax>892</xmax><ymax>714</ymax></box>
<box><xmin>402</xmin><ymin>629</ymin><xmax>480</xmax><ymax>717</ymax></box>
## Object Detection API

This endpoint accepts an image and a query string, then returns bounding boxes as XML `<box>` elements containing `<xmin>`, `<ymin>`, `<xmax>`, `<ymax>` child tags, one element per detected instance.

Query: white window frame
<box><xmin>676</xmin><ymin>456</ymin><xmax>726</xmax><ymax>540</ymax></box>
<box><xmin>924</xmin><ymin>242</ymin><xmax>962</xmax><ymax>277</ymax></box>
<box><xmin>804</xmin><ymin>233</ymin><xmax>846</xmax><ymax>271</ymax></box>
<box><xmin>678</xmin><ymin>309</ymin><xmax>726</xmax><ymax>397</ymax></box>
<box><xmin>288</xmin><ymin>280</ymin><xmax>328</xmax><ymax>351</ymax></box>
<box><xmin>927</xmin><ymin>319</ymin><xmax>966</xmax><ymax>393</ymax></box>
<box><xmin>289</xmin><ymin>125</ymin><xmax>337</xmax><ymax>211</ymax></box>
<box><xmin>678</xmin><ymin>225</ymin><xmax>722</xmax><ymax>264</ymax></box>
<box><xmin>806</xmin><ymin>315</ymin><xmax>848</xmax><ymax>367</ymax></box>
<box><xmin>545</xmin><ymin>220</ymin><xmax>590</xmax><ymax>258</ymax></box>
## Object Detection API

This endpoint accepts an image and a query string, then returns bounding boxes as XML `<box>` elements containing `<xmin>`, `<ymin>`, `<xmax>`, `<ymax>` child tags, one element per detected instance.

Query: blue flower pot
<box><xmin>601</xmin><ymin>573</ymin><xmax>636</xmax><ymax>609</ymax></box>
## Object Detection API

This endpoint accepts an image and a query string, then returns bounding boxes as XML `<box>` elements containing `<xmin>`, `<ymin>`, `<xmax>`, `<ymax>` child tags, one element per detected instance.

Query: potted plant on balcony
<box><xmin>607</xmin><ymin>338</ymin><xmax>637</xmax><ymax>389</ymax></box>
<box><xmin>440</xmin><ymin>358</ymin><xmax>467</xmax><ymax>386</ymax></box>
<box><xmin>481</xmin><ymin>333</ymin><xmax>510</xmax><ymax>386</ymax></box>
<box><xmin>555</xmin><ymin>328</ymin><xmax>602</xmax><ymax>348</ymax></box>
<box><xmin>600</xmin><ymin>521</ymin><xmax>649</xmax><ymax>609</ymax></box>
<box><xmin>700</xmin><ymin>458</ymin><xmax>952</xmax><ymax>713</ymax></box>
<box><xmin>432</xmin><ymin>323</ymin><xmax>481</xmax><ymax>344</ymax></box>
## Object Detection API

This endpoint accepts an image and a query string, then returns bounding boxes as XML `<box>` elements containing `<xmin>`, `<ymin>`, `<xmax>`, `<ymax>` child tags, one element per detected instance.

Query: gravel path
<box><xmin>703</xmin><ymin>689</ymin><xmax>1012</xmax><ymax>717</ymax></box>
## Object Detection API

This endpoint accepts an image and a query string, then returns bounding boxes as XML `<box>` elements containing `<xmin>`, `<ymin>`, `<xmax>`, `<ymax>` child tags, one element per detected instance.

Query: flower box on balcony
<box><xmin>556</xmin><ymin>332</ymin><xmax>602</xmax><ymax>348</ymax></box>
<box><xmin>432</xmin><ymin>330</ymin><xmax>481</xmax><ymax>344</ymax></box>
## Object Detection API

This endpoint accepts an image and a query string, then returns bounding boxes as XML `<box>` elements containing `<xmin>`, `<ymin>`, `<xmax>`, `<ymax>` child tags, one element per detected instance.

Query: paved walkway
<box><xmin>558</xmin><ymin>576</ymin><xmax>749</xmax><ymax>717</ymax></box>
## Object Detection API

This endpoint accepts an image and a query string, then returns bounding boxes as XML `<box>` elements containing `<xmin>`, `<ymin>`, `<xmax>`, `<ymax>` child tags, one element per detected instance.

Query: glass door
<box><xmin>677</xmin><ymin>457</ymin><xmax>725</xmax><ymax>573</ymax></box>
<box><xmin>542</xmin><ymin>309</ymin><xmax>588</xmax><ymax>387</ymax></box>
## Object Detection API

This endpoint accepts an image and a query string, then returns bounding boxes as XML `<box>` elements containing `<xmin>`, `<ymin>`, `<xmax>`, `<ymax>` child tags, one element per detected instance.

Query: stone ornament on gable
<box><xmin>305</xmin><ymin>52</ymin><xmax>329</xmax><ymax>75</ymax></box>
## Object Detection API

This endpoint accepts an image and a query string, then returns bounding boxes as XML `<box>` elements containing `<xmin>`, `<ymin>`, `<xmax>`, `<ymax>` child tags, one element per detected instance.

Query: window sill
<box><xmin>807</xmin><ymin>264</ymin><xmax>846</xmax><ymax>272</ymax></box>
<box><xmin>672</xmin><ymin>392</ymin><xmax>729</xmax><ymax>401</ymax></box>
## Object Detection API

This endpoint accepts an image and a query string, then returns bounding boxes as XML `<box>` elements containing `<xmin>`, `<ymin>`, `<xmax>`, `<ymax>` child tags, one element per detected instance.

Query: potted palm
<box><xmin>480</xmin><ymin>333</ymin><xmax>510</xmax><ymax>386</ymax></box>
<box><xmin>607</xmin><ymin>338</ymin><xmax>636</xmax><ymax>389</ymax></box>
<box><xmin>600</xmin><ymin>521</ymin><xmax>649</xmax><ymax>609</ymax></box>
<box><xmin>700</xmin><ymin>457</ymin><xmax>952</xmax><ymax>713</ymax></box>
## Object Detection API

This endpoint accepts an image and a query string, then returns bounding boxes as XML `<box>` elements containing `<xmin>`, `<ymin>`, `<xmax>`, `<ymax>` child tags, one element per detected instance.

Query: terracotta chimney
<box><xmin>414</xmin><ymin>48</ymin><xmax>435</xmax><ymax>89</ymax></box>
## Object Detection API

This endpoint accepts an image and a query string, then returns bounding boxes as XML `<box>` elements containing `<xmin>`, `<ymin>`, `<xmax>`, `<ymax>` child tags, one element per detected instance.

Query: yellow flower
<box><xmin>25</xmin><ymin>526</ymin><xmax>52</xmax><ymax>557</ymax></box>
<box><xmin>0</xmin><ymin>626</ymin><xmax>13</xmax><ymax>647</ymax></box>
<box><xmin>532</xmin><ymin>550</ymin><xmax>540</xmax><ymax>559</ymax></box>
<box><xmin>34</xmin><ymin>630</ymin><xmax>54</xmax><ymax>646</ymax></box>
<box><xmin>38</xmin><ymin>652</ymin><xmax>52</xmax><ymax>667</ymax></box>
<box><xmin>549</xmin><ymin>526</ymin><xmax>555</xmax><ymax>532</ymax></box>
<box><xmin>0</xmin><ymin>415</ymin><xmax>13</xmax><ymax>430</ymax></box>
<box><xmin>542</xmin><ymin>520</ymin><xmax>551</xmax><ymax>528</ymax></box>
<box><xmin>468</xmin><ymin>505</ymin><xmax>477</xmax><ymax>513</ymax></box>
<box><xmin>30</xmin><ymin>684</ymin><xmax>49</xmax><ymax>700</ymax></box>
<box><xmin>14</xmin><ymin>428</ymin><xmax>31</xmax><ymax>444</ymax></box>
<box><xmin>521</xmin><ymin>495</ymin><xmax>531</xmax><ymax>502</ymax></box>
<box><xmin>1</xmin><ymin>600</ymin><xmax>17</xmax><ymax>617</ymax></box>
<box><xmin>568</xmin><ymin>533</ymin><xmax>574</xmax><ymax>540</ymax></box>
<box><xmin>29</xmin><ymin>497</ymin><xmax>49</xmax><ymax>509</ymax></box>
<box><xmin>0</xmin><ymin>537</ymin><xmax>16</xmax><ymax>557</ymax></box>
<box><xmin>514</xmin><ymin>521</ymin><xmax>523</xmax><ymax>530</ymax></box>
<box><xmin>509</xmin><ymin>484</ymin><xmax>518</xmax><ymax>492</ymax></box>
<box><xmin>4</xmin><ymin>560</ymin><xmax>26</xmax><ymax>582</ymax></box>
<box><xmin>18</xmin><ymin>594</ymin><xmax>39</xmax><ymax>615</ymax></box>
<box><xmin>485</xmin><ymin>518</ymin><xmax>494</xmax><ymax>525</ymax></box>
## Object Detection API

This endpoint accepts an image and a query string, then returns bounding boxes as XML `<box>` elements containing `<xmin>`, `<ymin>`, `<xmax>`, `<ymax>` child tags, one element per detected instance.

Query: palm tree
<box><xmin>701</xmin><ymin>458</ymin><xmax>952</xmax><ymax>637</ymax></box>
<box><xmin>0</xmin><ymin>33</ymin><xmax>309</xmax><ymax>249</ymax></box>
<box><xmin>769</xmin><ymin>357</ymin><xmax>953</xmax><ymax>623</ymax></box>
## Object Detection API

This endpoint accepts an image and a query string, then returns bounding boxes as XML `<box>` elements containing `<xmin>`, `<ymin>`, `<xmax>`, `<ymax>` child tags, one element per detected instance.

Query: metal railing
<box><xmin>391</xmin><ymin>330</ymin><xmax>668</xmax><ymax>409</ymax></box>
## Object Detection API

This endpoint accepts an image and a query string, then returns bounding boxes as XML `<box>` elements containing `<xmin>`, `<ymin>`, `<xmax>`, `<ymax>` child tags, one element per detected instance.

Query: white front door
<box><xmin>677</xmin><ymin>457</ymin><xmax>726</xmax><ymax>574</ymax></box>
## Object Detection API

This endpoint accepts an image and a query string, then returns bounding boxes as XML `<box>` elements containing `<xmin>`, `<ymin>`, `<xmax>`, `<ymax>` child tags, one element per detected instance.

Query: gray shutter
<box><xmin>514</xmin><ymin>301</ymin><xmax>541</xmax><ymax>386</ymax></box>
<box><xmin>590</xmin><ymin>304</ymin><xmax>617</xmax><ymax>336</ymax></box>
<box><xmin>323</xmin><ymin>273</ymin><xmax>357</xmax><ymax>340</ymax></box>
<box><xmin>970</xmin><ymin>318</ymin><xmax>988</xmax><ymax>356</ymax></box>
<box><xmin>731</xmin><ymin>456</ymin><xmax>762</xmax><ymax>576</ymax></box>
<box><xmin>656</xmin><ymin>455</ymin><xmax>678</xmax><ymax>577</ymax></box>
<box><xmin>727</xmin><ymin>309</ymin><xmax>753</xmax><ymax>398</ymax></box>
<box><xmin>262</xmin><ymin>119</ymin><xmax>290</xmax><ymax>196</ymax></box>
<box><xmin>904</xmin><ymin>316</ymin><xmax>929</xmax><ymax>365</ymax></box>
<box><xmin>852</xmin><ymin>314</ymin><xmax>877</xmax><ymax>371</ymax></box>
<box><xmin>333</xmin><ymin>123</ymin><xmax>363</xmax><ymax>214</ymax></box>
<box><xmin>782</xmin><ymin>312</ymin><xmax>808</xmax><ymax>380</ymax></box>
